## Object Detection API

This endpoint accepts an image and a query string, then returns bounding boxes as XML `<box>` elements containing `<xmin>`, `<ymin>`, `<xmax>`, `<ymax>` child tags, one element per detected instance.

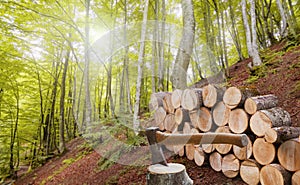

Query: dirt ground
<box><xmin>15</xmin><ymin>42</ymin><xmax>300</xmax><ymax>185</ymax></box>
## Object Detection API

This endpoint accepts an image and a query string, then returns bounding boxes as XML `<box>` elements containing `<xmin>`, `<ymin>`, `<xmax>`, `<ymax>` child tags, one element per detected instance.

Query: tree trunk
<box><xmin>241</xmin><ymin>0</ymin><xmax>253</xmax><ymax>57</ymax></box>
<box><xmin>212</xmin><ymin>101</ymin><xmax>231</xmax><ymax>127</ymax></box>
<box><xmin>244</xmin><ymin>94</ymin><xmax>278</xmax><ymax>115</ymax></box>
<box><xmin>276</xmin><ymin>0</ymin><xmax>288</xmax><ymax>37</ymax></box>
<box><xmin>250</xmin><ymin>0</ymin><xmax>262</xmax><ymax>66</ymax></box>
<box><xmin>228</xmin><ymin>108</ymin><xmax>248</xmax><ymax>134</ymax></box>
<box><xmin>278</xmin><ymin>138</ymin><xmax>300</xmax><ymax>172</ymax></box>
<box><xmin>147</xmin><ymin>163</ymin><xmax>193</xmax><ymax>185</ymax></box>
<box><xmin>260</xmin><ymin>164</ymin><xmax>291</xmax><ymax>185</ymax></box>
<box><xmin>171</xmin><ymin>0</ymin><xmax>195</xmax><ymax>89</ymax></box>
<box><xmin>133</xmin><ymin>0</ymin><xmax>149</xmax><ymax>133</ymax></box>
<box><xmin>221</xmin><ymin>154</ymin><xmax>240</xmax><ymax>178</ymax></box>
<box><xmin>240</xmin><ymin>159</ymin><xmax>261</xmax><ymax>185</ymax></box>
<box><xmin>253</xmin><ymin>138</ymin><xmax>276</xmax><ymax>165</ymax></box>
<box><xmin>250</xmin><ymin>107</ymin><xmax>291</xmax><ymax>137</ymax></box>
<box><xmin>265</xmin><ymin>126</ymin><xmax>300</xmax><ymax>144</ymax></box>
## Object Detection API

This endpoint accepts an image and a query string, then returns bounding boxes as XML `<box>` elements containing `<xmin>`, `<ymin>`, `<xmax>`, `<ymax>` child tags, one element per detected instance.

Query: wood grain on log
<box><xmin>233</xmin><ymin>135</ymin><xmax>252</xmax><ymax>160</ymax></box>
<box><xmin>240</xmin><ymin>159</ymin><xmax>260</xmax><ymax>185</ymax></box>
<box><xmin>278</xmin><ymin>138</ymin><xmax>300</xmax><ymax>172</ymax></box>
<box><xmin>223</xmin><ymin>87</ymin><xmax>254</xmax><ymax>109</ymax></box>
<box><xmin>198</xmin><ymin>107</ymin><xmax>213</xmax><ymax>132</ymax></box>
<box><xmin>164</xmin><ymin>114</ymin><xmax>177</xmax><ymax>132</ymax></box>
<box><xmin>189</xmin><ymin>109</ymin><xmax>200</xmax><ymax>129</ymax></box>
<box><xmin>202</xmin><ymin>84</ymin><xmax>224</xmax><ymax>108</ymax></box>
<box><xmin>149</xmin><ymin>92</ymin><xmax>168</xmax><ymax>111</ymax></box>
<box><xmin>174</xmin><ymin>108</ymin><xmax>190</xmax><ymax>125</ymax></box>
<box><xmin>215</xmin><ymin>126</ymin><xmax>232</xmax><ymax>154</ymax></box>
<box><xmin>181</xmin><ymin>88</ymin><xmax>203</xmax><ymax>111</ymax></box>
<box><xmin>147</xmin><ymin>163</ymin><xmax>193</xmax><ymax>185</ymax></box>
<box><xmin>154</xmin><ymin>106</ymin><xmax>166</xmax><ymax>127</ymax></box>
<box><xmin>265</xmin><ymin>126</ymin><xmax>300</xmax><ymax>144</ymax></box>
<box><xmin>292</xmin><ymin>170</ymin><xmax>300</xmax><ymax>185</ymax></box>
<box><xmin>221</xmin><ymin>154</ymin><xmax>240</xmax><ymax>178</ymax></box>
<box><xmin>244</xmin><ymin>94</ymin><xmax>278</xmax><ymax>115</ymax></box>
<box><xmin>250</xmin><ymin>107</ymin><xmax>291</xmax><ymax>137</ymax></box>
<box><xmin>260</xmin><ymin>164</ymin><xmax>291</xmax><ymax>185</ymax></box>
<box><xmin>209</xmin><ymin>151</ymin><xmax>222</xmax><ymax>172</ymax></box>
<box><xmin>194</xmin><ymin>147</ymin><xmax>206</xmax><ymax>166</ymax></box>
<box><xmin>171</xmin><ymin>89</ymin><xmax>183</xmax><ymax>109</ymax></box>
<box><xmin>163</xmin><ymin>93</ymin><xmax>175</xmax><ymax>114</ymax></box>
<box><xmin>213</xmin><ymin>101</ymin><xmax>231</xmax><ymax>127</ymax></box>
<box><xmin>228</xmin><ymin>108</ymin><xmax>249</xmax><ymax>134</ymax></box>
<box><xmin>253</xmin><ymin>138</ymin><xmax>276</xmax><ymax>165</ymax></box>
<box><xmin>202</xmin><ymin>143</ymin><xmax>215</xmax><ymax>153</ymax></box>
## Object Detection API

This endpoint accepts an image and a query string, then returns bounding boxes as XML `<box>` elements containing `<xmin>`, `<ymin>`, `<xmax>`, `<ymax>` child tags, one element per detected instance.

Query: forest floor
<box><xmin>14</xmin><ymin>41</ymin><xmax>300</xmax><ymax>185</ymax></box>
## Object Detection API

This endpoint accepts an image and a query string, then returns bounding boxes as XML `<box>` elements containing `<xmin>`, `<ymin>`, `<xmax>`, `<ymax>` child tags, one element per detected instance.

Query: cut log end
<box><xmin>253</xmin><ymin>138</ymin><xmax>276</xmax><ymax>165</ymax></box>
<box><xmin>221</xmin><ymin>154</ymin><xmax>240</xmax><ymax>178</ymax></box>
<box><xmin>292</xmin><ymin>170</ymin><xmax>300</xmax><ymax>185</ymax></box>
<box><xmin>260</xmin><ymin>164</ymin><xmax>291</xmax><ymax>185</ymax></box>
<box><xmin>240</xmin><ymin>160</ymin><xmax>260</xmax><ymax>185</ymax></box>
<box><xmin>278</xmin><ymin>138</ymin><xmax>300</xmax><ymax>172</ymax></box>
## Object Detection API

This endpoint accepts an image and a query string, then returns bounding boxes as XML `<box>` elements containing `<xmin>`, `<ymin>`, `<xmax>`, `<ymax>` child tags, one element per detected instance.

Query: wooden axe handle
<box><xmin>156</xmin><ymin>131</ymin><xmax>248</xmax><ymax>147</ymax></box>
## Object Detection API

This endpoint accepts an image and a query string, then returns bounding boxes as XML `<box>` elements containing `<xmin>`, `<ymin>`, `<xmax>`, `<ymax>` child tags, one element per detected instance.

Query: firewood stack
<box><xmin>148</xmin><ymin>85</ymin><xmax>300</xmax><ymax>185</ymax></box>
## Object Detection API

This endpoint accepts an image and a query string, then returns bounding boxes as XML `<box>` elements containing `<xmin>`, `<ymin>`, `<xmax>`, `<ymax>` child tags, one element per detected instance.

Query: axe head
<box><xmin>146</xmin><ymin>127</ymin><xmax>168</xmax><ymax>166</ymax></box>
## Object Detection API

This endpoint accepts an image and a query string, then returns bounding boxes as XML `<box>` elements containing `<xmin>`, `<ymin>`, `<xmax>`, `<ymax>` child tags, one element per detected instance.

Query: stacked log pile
<box><xmin>148</xmin><ymin>85</ymin><xmax>300</xmax><ymax>185</ymax></box>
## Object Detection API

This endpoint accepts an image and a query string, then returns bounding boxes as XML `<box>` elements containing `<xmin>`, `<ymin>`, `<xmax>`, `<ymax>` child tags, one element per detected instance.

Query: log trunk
<box><xmin>253</xmin><ymin>138</ymin><xmax>276</xmax><ymax>165</ymax></box>
<box><xmin>202</xmin><ymin>143</ymin><xmax>215</xmax><ymax>153</ymax></box>
<box><xmin>209</xmin><ymin>151</ymin><xmax>222</xmax><ymax>172</ymax></box>
<box><xmin>163</xmin><ymin>93</ymin><xmax>175</xmax><ymax>114</ymax></box>
<box><xmin>174</xmin><ymin>108</ymin><xmax>190</xmax><ymax>126</ymax></box>
<box><xmin>260</xmin><ymin>164</ymin><xmax>291</xmax><ymax>185</ymax></box>
<box><xmin>240</xmin><ymin>159</ymin><xmax>260</xmax><ymax>185</ymax></box>
<box><xmin>154</xmin><ymin>106</ymin><xmax>166</xmax><ymax>127</ymax></box>
<box><xmin>233</xmin><ymin>135</ymin><xmax>252</xmax><ymax>160</ymax></box>
<box><xmin>189</xmin><ymin>109</ymin><xmax>200</xmax><ymax>128</ymax></box>
<box><xmin>228</xmin><ymin>108</ymin><xmax>249</xmax><ymax>134</ymax></box>
<box><xmin>250</xmin><ymin>107</ymin><xmax>291</xmax><ymax>137</ymax></box>
<box><xmin>265</xmin><ymin>126</ymin><xmax>300</xmax><ymax>144</ymax></box>
<box><xmin>292</xmin><ymin>170</ymin><xmax>300</xmax><ymax>185</ymax></box>
<box><xmin>223</xmin><ymin>87</ymin><xmax>256</xmax><ymax>109</ymax></box>
<box><xmin>278</xmin><ymin>138</ymin><xmax>300</xmax><ymax>172</ymax></box>
<box><xmin>212</xmin><ymin>101</ymin><xmax>231</xmax><ymax>127</ymax></box>
<box><xmin>164</xmin><ymin>114</ymin><xmax>177</xmax><ymax>132</ymax></box>
<box><xmin>198</xmin><ymin>107</ymin><xmax>213</xmax><ymax>132</ymax></box>
<box><xmin>194</xmin><ymin>147</ymin><xmax>206</xmax><ymax>166</ymax></box>
<box><xmin>244</xmin><ymin>94</ymin><xmax>278</xmax><ymax>115</ymax></box>
<box><xmin>181</xmin><ymin>88</ymin><xmax>203</xmax><ymax>111</ymax></box>
<box><xmin>202</xmin><ymin>84</ymin><xmax>224</xmax><ymax>108</ymax></box>
<box><xmin>147</xmin><ymin>163</ymin><xmax>193</xmax><ymax>185</ymax></box>
<box><xmin>149</xmin><ymin>92</ymin><xmax>168</xmax><ymax>111</ymax></box>
<box><xmin>215</xmin><ymin>126</ymin><xmax>232</xmax><ymax>154</ymax></box>
<box><xmin>186</xmin><ymin>128</ymin><xmax>199</xmax><ymax>161</ymax></box>
<box><xmin>221</xmin><ymin>154</ymin><xmax>240</xmax><ymax>178</ymax></box>
<box><xmin>171</xmin><ymin>89</ymin><xmax>183</xmax><ymax>109</ymax></box>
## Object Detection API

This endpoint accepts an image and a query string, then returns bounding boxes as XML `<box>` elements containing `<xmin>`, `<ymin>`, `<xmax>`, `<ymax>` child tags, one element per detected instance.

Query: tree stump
<box><xmin>147</xmin><ymin>163</ymin><xmax>193</xmax><ymax>185</ymax></box>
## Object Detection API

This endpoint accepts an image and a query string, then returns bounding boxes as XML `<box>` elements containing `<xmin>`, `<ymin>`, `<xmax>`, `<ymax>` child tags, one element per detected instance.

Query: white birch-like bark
<box><xmin>250</xmin><ymin>0</ymin><xmax>262</xmax><ymax>66</ymax></box>
<box><xmin>171</xmin><ymin>0</ymin><xmax>195</xmax><ymax>89</ymax></box>
<box><xmin>241</xmin><ymin>0</ymin><xmax>253</xmax><ymax>57</ymax></box>
<box><xmin>133</xmin><ymin>0</ymin><xmax>149</xmax><ymax>133</ymax></box>
<box><xmin>276</xmin><ymin>0</ymin><xmax>288</xmax><ymax>37</ymax></box>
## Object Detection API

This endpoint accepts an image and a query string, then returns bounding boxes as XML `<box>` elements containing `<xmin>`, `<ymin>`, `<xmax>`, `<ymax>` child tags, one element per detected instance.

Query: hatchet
<box><xmin>146</xmin><ymin>127</ymin><xmax>248</xmax><ymax>166</ymax></box>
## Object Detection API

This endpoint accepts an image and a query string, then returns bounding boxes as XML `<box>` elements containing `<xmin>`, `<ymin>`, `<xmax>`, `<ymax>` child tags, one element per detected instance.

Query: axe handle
<box><xmin>156</xmin><ymin>131</ymin><xmax>248</xmax><ymax>147</ymax></box>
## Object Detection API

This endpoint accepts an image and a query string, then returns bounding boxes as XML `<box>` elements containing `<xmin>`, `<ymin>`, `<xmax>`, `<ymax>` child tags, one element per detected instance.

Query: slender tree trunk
<box><xmin>133</xmin><ymin>0</ymin><xmax>149</xmax><ymax>133</ymax></box>
<box><xmin>171</xmin><ymin>0</ymin><xmax>195</xmax><ymax>89</ymax></box>
<box><xmin>158</xmin><ymin>0</ymin><xmax>166</xmax><ymax>91</ymax></box>
<box><xmin>276</xmin><ymin>0</ymin><xmax>288</xmax><ymax>37</ymax></box>
<box><xmin>83</xmin><ymin>0</ymin><xmax>92</xmax><ymax>132</ymax></box>
<box><xmin>241</xmin><ymin>0</ymin><xmax>253</xmax><ymax>57</ymax></box>
<box><xmin>59</xmin><ymin>47</ymin><xmax>70</xmax><ymax>153</ymax></box>
<box><xmin>250</xmin><ymin>0</ymin><xmax>262</xmax><ymax>66</ymax></box>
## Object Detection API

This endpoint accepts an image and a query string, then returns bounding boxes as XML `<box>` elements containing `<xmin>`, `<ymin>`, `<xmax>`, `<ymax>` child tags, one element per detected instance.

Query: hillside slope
<box><xmin>15</xmin><ymin>41</ymin><xmax>300</xmax><ymax>185</ymax></box>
